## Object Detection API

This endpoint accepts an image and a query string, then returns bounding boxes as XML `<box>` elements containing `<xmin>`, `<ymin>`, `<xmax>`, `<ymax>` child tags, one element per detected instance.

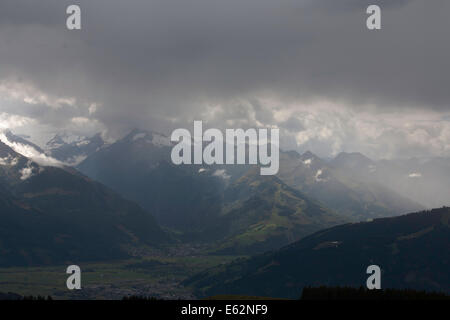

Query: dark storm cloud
<box><xmin>0</xmin><ymin>0</ymin><xmax>449</xmax><ymax>156</ymax></box>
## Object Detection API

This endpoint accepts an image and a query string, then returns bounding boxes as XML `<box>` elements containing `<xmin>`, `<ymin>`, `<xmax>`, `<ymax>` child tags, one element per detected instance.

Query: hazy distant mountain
<box><xmin>0</xmin><ymin>141</ymin><xmax>168</xmax><ymax>267</ymax></box>
<box><xmin>331</xmin><ymin>152</ymin><xmax>374</xmax><ymax>172</ymax></box>
<box><xmin>45</xmin><ymin>132</ymin><xmax>107</xmax><ymax>165</ymax></box>
<box><xmin>331</xmin><ymin>154</ymin><xmax>450</xmax><ymax>209</ymax></box>
<box><xmin>186</xmin><ymin>207</ymin><xmax>450</xmax><ymax>298</ymax></box>
<box><xmin>77</xmin><ymin>129</ymin><xmax>172</xmax><ymax>175</ymax></box>
<box><xmin>277</xmin><ymin>151</ymin><xmax>424</xmax><ymax>221</ymax></box>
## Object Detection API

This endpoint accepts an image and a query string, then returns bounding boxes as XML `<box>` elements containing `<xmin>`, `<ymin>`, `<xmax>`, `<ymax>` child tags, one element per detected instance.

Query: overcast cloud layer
<box><xmin>0</xmin><ymin>0</ymin><xmax>449</xmax><ymax>158</ymax></box>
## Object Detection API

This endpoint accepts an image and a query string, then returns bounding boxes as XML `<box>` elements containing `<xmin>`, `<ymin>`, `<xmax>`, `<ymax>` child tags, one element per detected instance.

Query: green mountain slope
<box><xmin>209</xmin><ymin>168</ymin><xmax>348</xmax><ymax>254</ymax></box>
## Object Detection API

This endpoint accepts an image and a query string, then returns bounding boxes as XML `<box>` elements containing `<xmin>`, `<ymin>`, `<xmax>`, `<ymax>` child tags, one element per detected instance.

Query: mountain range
<box><xmin>74</xmin><ymin>129</ymin><xmax>428</xmax><ymax>251</ymax></box>
<box><xmin>1</xmin><ymin>128</ymin><xmax>448</xmax><ymax>266</ymax></box>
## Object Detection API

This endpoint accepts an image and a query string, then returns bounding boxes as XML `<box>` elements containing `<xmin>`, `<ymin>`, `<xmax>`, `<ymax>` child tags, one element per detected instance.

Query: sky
<box><xmin>0</xmin><ymin>0</ymin><xmax>449</xmax><ymax>159</ymax></box>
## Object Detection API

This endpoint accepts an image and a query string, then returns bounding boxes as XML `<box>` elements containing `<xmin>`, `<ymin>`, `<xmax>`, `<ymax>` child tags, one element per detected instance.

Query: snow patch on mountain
<box><xmin>45</xmin><ymin>132</ymin><xmax>107</xmax><ymax>166</ymax></box>
<box><xmin>46</xmin><ymin>133</ymin><xmax>85</xmax><ymax>149</ymax></box>
<box><xmin>19</xmin><ymin>160</ymin><xmax>36</xmax><ymax>180</ymax></box>
<box><xmin>408</xmin><ymin>172</ymin><xmax>422</xmax><ymax>178</ymax></box>
<box><xmin>303</xmin><ymin>158</ymin><xmax>312</xmax><ymax>167</ymax></box>
<box><xmin>76</xmin><ymin>140</ymin><xmax>90</xmax><ymax>147</ymax></box>
<box><xmin>20</xmin><ymin>165</ymin><xmax>33</xmax><ymax>180</ymax></box>
<box><xmin>0</xmin><ymin>154</ymin><xmax>19</xmax><ymax>166</ymax></box>
<box><xmin>314</xmin><ymin>169</ymin><xmax>328</xmax><ymax>182</ymax></box>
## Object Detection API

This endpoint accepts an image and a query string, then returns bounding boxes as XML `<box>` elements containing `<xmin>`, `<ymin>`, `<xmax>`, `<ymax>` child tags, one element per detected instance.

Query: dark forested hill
<box><xmin>0</xmin><ymin>141</ymin><xmax>169</xmax><ymax>267</ymax></box>
<box><xmin>186</xmin><ymin>207</ymin><xmax>450</xmax><ymax>298</ymax></box>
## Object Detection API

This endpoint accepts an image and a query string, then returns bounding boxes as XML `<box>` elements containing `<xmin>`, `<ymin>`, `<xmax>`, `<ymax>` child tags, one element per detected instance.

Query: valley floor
<box><xmin>0</xmin><ymin>253</ymin><xmax>242</xmax><ymax>300</ymax></box>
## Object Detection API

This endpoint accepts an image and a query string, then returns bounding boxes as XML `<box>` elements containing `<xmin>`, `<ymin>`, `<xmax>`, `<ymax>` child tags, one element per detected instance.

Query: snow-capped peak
<box><xmin>45</xmin><ymin>132</ymin><xmax>107</xmax><ymax>166</ymax></box>
<box><xmin>46</xmin><ymin>133</ymin><xmax>85</xmax><ymax>149</ymax></box>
